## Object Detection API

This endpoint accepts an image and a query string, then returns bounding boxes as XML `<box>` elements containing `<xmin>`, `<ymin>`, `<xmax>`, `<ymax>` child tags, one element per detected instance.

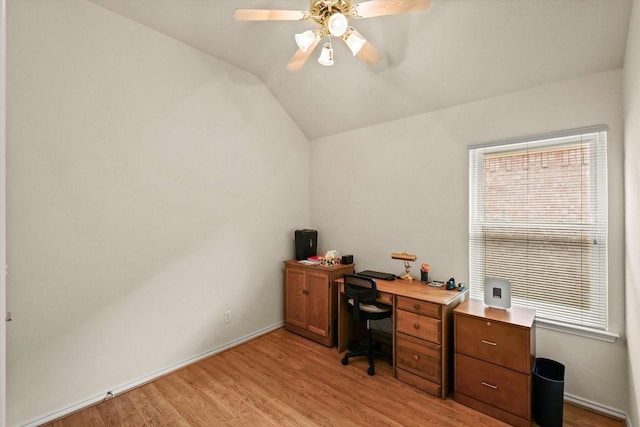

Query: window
<box><xmin>469</xmin><ymin>126</ymin><xmax>608</xmax><ymax>335</ymax></box>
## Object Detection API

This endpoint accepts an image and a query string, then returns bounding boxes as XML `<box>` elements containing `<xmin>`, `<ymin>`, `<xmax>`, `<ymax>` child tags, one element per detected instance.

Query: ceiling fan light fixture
<box><xmin>235</xmin><ymin>0</ymin><xmax>433</xmax><ymax>71</ymax></box>
<box><xmin>318</xmin><ymin>42</ymin><xmax>334</xmax><ymax>66</ymax></box>
<box><xmin>295</xmin><ymin>30</ymin><xmax>318</xmax><ymax>52</ymax></box>
<box><xmin>345</xmin><ymin>30</ymin><xmax>366</xmax><ymax>56</ymax></box>
<box><xmin>327</xmin><ymin>13</ymin><xmax>348</xmax><ymax>37</ymax></box>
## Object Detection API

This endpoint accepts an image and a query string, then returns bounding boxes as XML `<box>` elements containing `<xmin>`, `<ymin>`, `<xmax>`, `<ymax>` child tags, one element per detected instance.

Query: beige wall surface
<box><xmin>624</xmin><ymin>0</ymin><xmax>640</xmax><ymax>426</ymax></box>
<box><xmin>0</xmin><ymin>1</ymin><xmax>6</xmax><ymax>426</ymax></box>
<box><xmin>311</xmin><ymin>69</ymin><xmax>628</xmax><ymax>415</ymax></box>
<box><xmin>5</xmin><ymin>1</ymin><xmax>310</xmax><ymax>425</ymax></box>
<box><xmin>5</xmin><ymin>0</ymin><xmax>636</xmax><ymax>425</ymax></box>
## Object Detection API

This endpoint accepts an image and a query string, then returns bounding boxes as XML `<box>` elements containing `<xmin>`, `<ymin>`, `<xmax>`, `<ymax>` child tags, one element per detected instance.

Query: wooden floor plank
<box><xmin>41</xmin><ymin>328</ymin><xmax>625</xmax><ymax>427</ymax></box>
<box><xmin>130</xmin><ymin>383</ymin><xmax>190</xmax><ymax>426</ymax></box>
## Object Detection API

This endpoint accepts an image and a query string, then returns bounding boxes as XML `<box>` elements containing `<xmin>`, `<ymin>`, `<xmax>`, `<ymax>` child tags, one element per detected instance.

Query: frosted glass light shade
<box><xmin>295</xmin><ymin>30</ymin><xmax>317</xmax><ymax>52</ymax></box>
<box><xmin>327</xmin><ymin>13</ymin><xmax>348</xmax><ymax>37</ymax></box>
<box><xmin>345</xmin><ymin>31</ymin><xmax>366</xmax><ymax>55</ymax></box>
<box><xmin>318</xmin><ymin>43</ymin><xmax>334</xmax><ymax>66</ymax></box>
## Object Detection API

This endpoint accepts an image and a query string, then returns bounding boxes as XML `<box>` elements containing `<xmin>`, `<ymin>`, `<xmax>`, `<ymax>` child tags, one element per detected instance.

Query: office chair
<box><xmin>341</xmin><ymin>274</ymin><xmax>392</xmax><ymax>376</ymax></box>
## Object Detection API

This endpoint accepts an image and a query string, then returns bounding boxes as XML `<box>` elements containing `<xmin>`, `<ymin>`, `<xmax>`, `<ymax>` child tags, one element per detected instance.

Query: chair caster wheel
<box><xmin>367</xmin><ymin>366</ymin><xmax>375</xmax><ymax>376</ymax></box>
<box><xmin>341</xmin><ymin>356</ymin><xmax>349</xmax><ymax>365</ymax></box>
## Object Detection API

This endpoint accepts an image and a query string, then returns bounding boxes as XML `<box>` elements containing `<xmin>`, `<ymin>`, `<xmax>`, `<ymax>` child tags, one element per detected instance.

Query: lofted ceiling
<box><xmin>90</xmin><ymin>0</ymin><xmax>633</xmax><ymax>140</ymax></box>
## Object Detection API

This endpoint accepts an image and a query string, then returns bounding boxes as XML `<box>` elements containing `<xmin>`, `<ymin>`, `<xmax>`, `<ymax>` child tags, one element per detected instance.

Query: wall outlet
<box><xmin>224</xmin><ymin>310</ymin><xmax>231</xmax><ymax>323</ymax></box>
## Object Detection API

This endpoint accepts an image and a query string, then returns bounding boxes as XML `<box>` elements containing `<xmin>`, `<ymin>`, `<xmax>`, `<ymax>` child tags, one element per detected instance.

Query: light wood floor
<box><xmin>44</xmin><ymin>328</ymin><xmax>625</xmax><ymax>426</ymax></box>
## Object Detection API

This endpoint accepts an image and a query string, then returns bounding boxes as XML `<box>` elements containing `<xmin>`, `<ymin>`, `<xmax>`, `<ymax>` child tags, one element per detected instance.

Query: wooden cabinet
<box><xmin>454</xmin><ymin>299</ymin><xmax>536</xmax><ymax>427</ymax></box>
<box><xmin>395</xmin><ymin>295</ymin><xmax>459</xmax><ymax>398</ymax></box>
<box><xmin>283</xmin><ymin>260</ymin><xmax>354</xmax><ymax>347</ymax></box>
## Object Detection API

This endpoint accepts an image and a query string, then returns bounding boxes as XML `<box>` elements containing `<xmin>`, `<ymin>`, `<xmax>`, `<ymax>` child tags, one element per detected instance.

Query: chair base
<box><xmin>341</xmin><ymin>324</ymin><xmax>392</xmax><ymax>376</ymax></box>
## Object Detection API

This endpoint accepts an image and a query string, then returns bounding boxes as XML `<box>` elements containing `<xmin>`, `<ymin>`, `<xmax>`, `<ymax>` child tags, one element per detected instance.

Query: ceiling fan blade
<box><xmin>357</xmin><ymin>41</ymin><xmax>381</xmax><ymax>65</ymax></box>
<box><xmin>287</xmin><ymin>38</ymin><xmax>322</xmax><ymax>71</ymax></box>
<box><xmin>350</xmin><ymin>0</ymin><xmax>430</xmax><ymax>19</ymax></box>
<box><xmin>233</xmin><ymin>9</ymin><xmax>310</xmax><ymax>21</ymax></box>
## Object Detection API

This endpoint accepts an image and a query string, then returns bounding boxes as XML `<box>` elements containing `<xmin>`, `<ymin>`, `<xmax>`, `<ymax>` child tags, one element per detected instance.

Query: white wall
<box><xmin>5</xmin><ymin>0</ymin><xmax>633</xmax><ymax>424</ymax></box>
<box><xmin>5</xmin><ymin>1</ymin><xmax>310</xmax><ymax>425</ymax></box>
<box><xmin>624</xmin><ymin>0</ymin><xmax>640</xmax><ymax>425</ymax></box>
<box><xmin>311</xmin><ymin>70</ymin><xmax>627</xmax><ymax>414</ymax></box>
<box><xmin>0</xmin><ymin>0</ymin><xmax>7</xmax><ymax>426</ymax></box>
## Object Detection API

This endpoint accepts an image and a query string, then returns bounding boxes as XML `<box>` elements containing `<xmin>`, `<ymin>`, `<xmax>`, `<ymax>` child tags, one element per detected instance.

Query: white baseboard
<box><xmin>23</xmin><ymin>322</ymin><xmax>284</xmax><ymax>427</ymax></box>
<box><xmin>564</xmin><ymin>392</ymin><xmax>632</xmax><ymax>426</ymax></box>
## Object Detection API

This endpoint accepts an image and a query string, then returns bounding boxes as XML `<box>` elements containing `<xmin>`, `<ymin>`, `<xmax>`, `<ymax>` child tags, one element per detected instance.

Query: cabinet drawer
<box><xmin>455</xmin><ymin>353</ymin><xmax>530</xmax><ymax>419</ymax></box>
<box><xmin>456</xmin><ymin>314</ymin><xmax>530</xmax><ymax>373</ymax></box>
<box><xmin>396</xmin><ymin>333</ymin><xmax>441</xmax><ymax>384</ymax></box>
<box><xmin>397</xmin><ymin>368</ymin><xmax>442</xmax><ymax>397</ymax></box>
<box><xmin>397</xmin><ymin>296</ymin><xmax>441</xmax><ymax>319</ymax></box>
<box><xmin>397</xmin><ymin>309</ymin><xmax>441</xmax><ymax>343</ymax></box>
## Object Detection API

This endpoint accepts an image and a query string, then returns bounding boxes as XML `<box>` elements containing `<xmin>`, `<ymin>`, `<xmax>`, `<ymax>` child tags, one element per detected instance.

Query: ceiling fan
<box><xmin>233</xmin><ymin>0</ymin><xmax>431</xmax><ymax>71</ymax></box>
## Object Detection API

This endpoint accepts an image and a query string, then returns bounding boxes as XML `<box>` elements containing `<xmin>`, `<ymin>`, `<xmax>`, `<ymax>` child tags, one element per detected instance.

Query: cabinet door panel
<box><xmin>396</xmin><ymin>333</ymin><xmax>441</xmax><ymax>383</ymax></box>
<box><xmin>396</xmin><ymin>310</ymin><xmax>441</xmax><ymax>343</ymax></box>
<box><xmin>397</xmin><ymin>368</ymin><xmax>442</xmax><ymax>397</ymax></box>
<box><xmin>285</xmin><ymin>268</ymin><xmax>306</xmax><ymax>328</ymax></box>
<box><xmin>455</xmin><ymin>353</ymin><xmax>530</xmax><ymax>419</ymax></box>
<box><xmin>456</xmin><ymin>315</ymin><xmax>530</xmax><ymax>373</ymax></box>
<box><xmin>397</xmin><ymin>296</ymin><xmax>441</xmax><ymax>319</ymax></box>
<box><xmin>306</xmin><ymin>271</ymin><xmax>330</xmax><ymax>337</ymax></box>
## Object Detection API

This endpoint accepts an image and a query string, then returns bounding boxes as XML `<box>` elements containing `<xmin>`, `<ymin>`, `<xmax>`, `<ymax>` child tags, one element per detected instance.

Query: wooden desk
<box><xmin>337</xmin><ymin>277</ymin><xmax>468</xmax><ymax>398</ymax></box>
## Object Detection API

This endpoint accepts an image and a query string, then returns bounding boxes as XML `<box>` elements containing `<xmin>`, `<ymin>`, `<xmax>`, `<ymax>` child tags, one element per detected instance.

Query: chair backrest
<box><xmin>343</xmin><ymin>274</ymin><xmax>379</xmax><ymax>321</ymax></box>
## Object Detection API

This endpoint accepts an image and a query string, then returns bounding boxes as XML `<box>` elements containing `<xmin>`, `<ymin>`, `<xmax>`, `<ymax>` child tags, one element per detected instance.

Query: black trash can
<box><xmin>533</xmin><ymin>358</ymin><xmax>565</xmax><ymax>427</ymax></box>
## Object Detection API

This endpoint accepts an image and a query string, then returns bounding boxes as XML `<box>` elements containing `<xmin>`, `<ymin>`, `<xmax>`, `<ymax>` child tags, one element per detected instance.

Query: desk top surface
<box><xmin>337</xmin><ymin>277</ymin><xmax>467</xmax><ymax>306</ymax></box>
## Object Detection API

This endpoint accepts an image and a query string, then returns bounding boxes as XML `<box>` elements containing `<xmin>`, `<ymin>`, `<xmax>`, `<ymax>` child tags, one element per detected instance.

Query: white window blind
<box><xmin>469</xmin><ymin>126</ymin><xmax>608</xmax><ymax>331</ymax></box>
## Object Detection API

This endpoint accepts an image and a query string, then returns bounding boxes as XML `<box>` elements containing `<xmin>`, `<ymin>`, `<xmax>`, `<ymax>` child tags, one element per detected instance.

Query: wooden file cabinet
<box><xmin>395</xmin><ymin>295</ymin><xmax>456</xmax><ymax>398</ymax></box>
<box><xmin>283</xmin><ymin>260</ymin><xmax>354</xmax><ymax>347</ymax></box>
<box><xmin>454</xmin><ymin>299</ymin><xmax>536</xmax><ymax>427</ymax></box>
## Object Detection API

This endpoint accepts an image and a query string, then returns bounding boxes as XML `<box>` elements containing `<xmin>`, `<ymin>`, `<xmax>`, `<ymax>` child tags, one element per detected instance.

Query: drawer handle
<box><xmin>413</xmin><ymin>303</ymin><xmax>420</xmax><ymax>310</ymax></box>
<box><xmin>413</xmin><ymin>323</ymin><xmax>420</xmax><ymax>329</ymax></box>
<box><xmin>413</xmin><ymin>354</ymin><xmax>419</xmax><ymax>361</ymax></box>
<box><xmin>481</xmin><ymin>381</ymin><xmax>498</xmax><ymax>390</ymax></box>
<box><xmin>481</xmin><ymin>339</ymin><xmax>497</xmax><ymax>346</ymax></box>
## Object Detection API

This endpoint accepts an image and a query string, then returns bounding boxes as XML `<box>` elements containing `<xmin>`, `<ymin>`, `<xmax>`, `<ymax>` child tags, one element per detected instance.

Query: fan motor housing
<box><xmin>310</xmin><ymin>0</ymin><xmax>352</xmax><ymax>26</ymax></box>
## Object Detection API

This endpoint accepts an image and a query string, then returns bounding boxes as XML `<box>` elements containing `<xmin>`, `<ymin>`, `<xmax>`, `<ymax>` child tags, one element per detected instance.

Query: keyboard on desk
<box><xmin>357</xmin><ymin>270</ymin><xmax>397</xmax><ymax>281</ymax></box>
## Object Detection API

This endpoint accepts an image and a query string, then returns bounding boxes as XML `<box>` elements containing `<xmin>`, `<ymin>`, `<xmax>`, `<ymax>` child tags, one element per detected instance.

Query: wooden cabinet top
<box><xmin>454</xmin><ymin>298</ymin><xmax>535</xmax><ymax>329</ymax></box>
<box><xmin>284</xmin><ymin>259</ymin><xmax>354</xmax><ymax>273</ymax></box>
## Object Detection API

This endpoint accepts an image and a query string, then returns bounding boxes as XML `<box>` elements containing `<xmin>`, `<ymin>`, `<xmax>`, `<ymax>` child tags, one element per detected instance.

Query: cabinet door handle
<box><xmin>481</xmin><ymin>381</ymin><xmax>498</xmax><ymax>389</ymax></box>
<box><xmin>481</xmin><ymin>339</ymin><xmax>497</xmax><ymax>346</ymax></box>
<box><xmin>413</xmin><ymin>354</ymin><xmax>419</xmax><ymax>361</ymax></box>
<box><xmin>413</xmin><ymin>303</ymin><xmax>420</xmax><ymax>310</ymax></box>
<box><xmin>413</xmin><ymin>323</ymin><xmax>420</xmax><ymax>330</ymax></box>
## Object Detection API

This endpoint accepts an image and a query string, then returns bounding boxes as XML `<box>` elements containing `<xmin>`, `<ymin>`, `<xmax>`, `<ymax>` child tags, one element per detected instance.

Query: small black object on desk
<box><xmin>446</xmin><ymin>277</ymin><xmax>456</xmax><ymax>290</ymax></box>
<box><xmin>357</xmin><ymin>270</ymin><xmax>396</xmax><ymax>281</ymax></box>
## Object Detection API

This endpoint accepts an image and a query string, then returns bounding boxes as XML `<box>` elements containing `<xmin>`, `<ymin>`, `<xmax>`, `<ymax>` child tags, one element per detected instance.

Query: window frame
<box><xmin>468</xmin><ymin>126</ymin><xmax>618</xmax><ymax>342</ymax></box>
